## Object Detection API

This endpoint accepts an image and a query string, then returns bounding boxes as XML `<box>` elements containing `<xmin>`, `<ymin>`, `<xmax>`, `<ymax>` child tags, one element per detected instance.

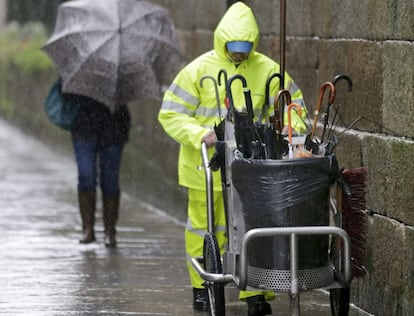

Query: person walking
<box><xmin>158</xmin><ymin>2</ymin><xmax>306</xmax><ymax>315</ymax></box>
<box><xmin>67</xmin><ymin>92</ymin><xmax>131</xmax><ymax>248</ymax></box>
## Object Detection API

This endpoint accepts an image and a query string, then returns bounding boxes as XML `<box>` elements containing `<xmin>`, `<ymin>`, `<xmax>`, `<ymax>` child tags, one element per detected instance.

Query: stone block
<box><xmin>152</xmin><ymin>0</ymin><xmax>226</xmax><ymax>31</ymax></box>
<box><xmin>247</xmin><ymin>0</ymin><xmax>329</xmax><ymax>38</ymax></box>
<box><xmin>311</xmin><ymin>0</ymin><xmax>333</xmax><ymax>38</ymax></box>
<box><xmin>286</xmin><ymin>0</ymin><xmax>316</xmax><ymax>37</ymax></box>
<box><xmin>284</xmin><ymin>39</ymin><xmax>319</xmax><ymax>100</ymax></box>
<box><xmin>176</xmin><ymin>30</ymin><xmax>213</xmax><ymax>62</ymax></box>
<box><xmin>352</xmin><ymin>215</ymin><xmax>414</xmax><ymax>316</ymax></box>
<box><xmin>316</xmin><ymin>40</ymin><xmax>383</xmax><ymax>133</ymax></box>
<box><xmin>368</xmin><ymin>0</ymin><xmax>393</xmax><ymax>39</ymax></box>
<box><xmin>382</xmin><ymin>42</ymin><xmax>414</xmax><ymax>138</ymax></box>
<box><xmin>362</xmin><ymin>134</ymin><xmax>414</xmax><ymax>225</ymax></box>
<box><xmin>382</xmin><ymin>0</ymin><xmax>414</xmax><ymax>40</ymax></box>
<box><xmin>331</xmin><ymin>1</ymin><xmax>371</xmax><ymax>38</ymax></box>
<box><xmin>258</xmin><ymin>36</ymin><xmax>318</xmax><ymax>94</ymax></box>
<box><xmin>144</xmin><ymin>0</ymin><xmax>190</xmax><ymax>29</ymax></box>
<box><xmin>245</xmin><ymin>0</ymin><xmax>278</xmax><ymax>36</ymax></box>
<box><xmin>192</xmin><ymin>0</ymin><xmax>228</xmax><ymax>31</ymax></box>
<box><xmin>332</xmin><ymin>132</ymin><xmax>364</xmax><ymax>168</ymax></box>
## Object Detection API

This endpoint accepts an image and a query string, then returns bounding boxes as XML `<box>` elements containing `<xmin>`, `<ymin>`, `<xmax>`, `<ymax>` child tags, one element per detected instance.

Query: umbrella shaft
<box><xmin>280</xmin><ymin>0</ymin><xmax>286</xmax><ymax>89</ymax></box>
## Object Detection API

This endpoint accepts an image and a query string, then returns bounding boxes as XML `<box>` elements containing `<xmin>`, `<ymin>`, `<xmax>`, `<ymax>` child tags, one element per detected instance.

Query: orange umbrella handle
<box><xmin>287</xmin><ymin>103</ymin><xmax>302</xmax><ymax>144</ymax></box>
<box><xmin>311</xmin><ymin>82</ymin><xmax>336</xmax><ymax>139</ymax></box>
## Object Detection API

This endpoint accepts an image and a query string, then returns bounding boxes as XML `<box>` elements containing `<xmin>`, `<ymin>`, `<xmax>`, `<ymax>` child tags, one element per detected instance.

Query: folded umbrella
<box><xmin>226</xmin><ymin>74</ymin><xmax>257</xmax><ymax>159</ymax></box>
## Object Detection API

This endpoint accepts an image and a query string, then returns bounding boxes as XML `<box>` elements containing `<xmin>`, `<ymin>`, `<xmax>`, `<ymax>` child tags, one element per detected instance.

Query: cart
<box><xmin>191</xmin><ymin>141</ymin><xmax>352</xmax><ymax>316</ymax></box>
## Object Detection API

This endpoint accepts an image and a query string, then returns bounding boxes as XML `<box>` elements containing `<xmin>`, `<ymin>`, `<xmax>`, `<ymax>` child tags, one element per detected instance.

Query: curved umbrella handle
<box><xmin>217</xmin><ymin>69</ymin><xmax>231</xmax><ymax>116</ymax></box>
<box><xmin>272</xmin><ymin>89</ymin><xmax>291</xmax><ymax>136</ymax></box>
<box><xmin>287</xmin><ymin>102</ymin><xmax>302</xmax><ymax>158</ymax></box>
<box><xmin>217</xmin><ymin>69</ymin><xmax>228</xmax><ymax>87</ymax></box>
<box><xmin>321</xmin><ymin>74</ymin><xmax>353</xmax><ymax>143</ymax></box>
<box><xmin>226</xmin><ymin>74</ymin><xmax>251</xmax><ymax>117</ymax></box>
<box><xmin>310</xmin><ymin>82</ymin><xmax>336</xmax><ymax>139</ymax></box>
<box><xmin>200</xmin><ymin>75</ymin><xmax>222</xmax><ymax>119</ymax></box>
<box><xmin>287</xmin><ymin>103</ymin><xmax>302</xmax><ymax>145</ymax></box>
<box><xmin>262</xmin><ymin>73</ymin><xmax>282</xmax><ymax>122</ymax></box>
<box><xmin>332</xmin><ymin>74</ymin><xmax>352</xmax><ymax>92</ymax></box>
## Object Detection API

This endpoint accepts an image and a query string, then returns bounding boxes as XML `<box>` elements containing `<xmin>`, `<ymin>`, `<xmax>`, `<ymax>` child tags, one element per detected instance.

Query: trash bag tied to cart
<box><xmin>231</xmin><ymin>155</ymin><xmax>338</xmax><ymax>290</ymax></box>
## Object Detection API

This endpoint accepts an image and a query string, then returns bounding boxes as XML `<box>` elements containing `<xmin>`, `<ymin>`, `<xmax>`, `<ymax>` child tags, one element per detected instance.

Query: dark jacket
<box><xmin>67</xmin><ymin>94</ymin><xmax>130</xmax><ymax>145</ymax></box>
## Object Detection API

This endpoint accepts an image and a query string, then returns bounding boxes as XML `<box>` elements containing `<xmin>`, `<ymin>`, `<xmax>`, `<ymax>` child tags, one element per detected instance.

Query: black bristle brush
<box><xmin>339</xmin><ymin>167</ymin><xmax>369</xmax><ymax>278</ymax></box>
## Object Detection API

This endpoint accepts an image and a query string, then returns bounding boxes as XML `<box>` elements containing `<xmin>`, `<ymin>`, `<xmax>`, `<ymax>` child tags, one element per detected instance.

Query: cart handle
<box><xmin>190</xmin><ymin>257</ymin><xmax>234</xmax><ymax>283</ymax></box>
<box><xmin>238</xmin><ymin>226</ymin><xmax>352</xmax><ymax>292</ymax></box>
<box><xmin>201</xmin><ymin>142</ymin><xmax>215</xmax><ymax>234</ymax></box>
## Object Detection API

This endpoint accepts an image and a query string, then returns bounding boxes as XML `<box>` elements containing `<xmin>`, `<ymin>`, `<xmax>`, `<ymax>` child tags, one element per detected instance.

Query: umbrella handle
<box><xmin>226</xmin><ymin>74</ymin><xmax>248</xmax><ymax>113</ymax></box>
<box><xmin>272</xmin><ymin>89</ymin><xmax>291</xmax><ymax>134</ymax></box>
<box><xmin>200</xmin><ymin>75</ymin><xmax>222</xmax><ymax>119</ymax></box>
<box><xmin>332</xmin><ymin>74</ymin><xmax>352</xmax><ymax>92</ymax></box>
<box><xmin>288</xmin><ymin>103</ymin><xmax>302</xmax><ymax>145</ymax></box>
<box><xmin>217</xmin><ymin>69</ymin><xmax>231</xmax><ymax>118</ymax></box>
<box><xmin>243</xmin><ymin>88</ymin><xmax>254</xmax><ymax>122</ymax></box>
<box><xmin>262</xmin><ymin>73</ymin><xmax>282</xmax><ymax>122</ymax></box>
<box><xmin>310</xmin><ymin>82</ymin><xmax>336</xmax><ymax>139</ymax></box>
<box><xmin>321</xmin><ymin>74</ymin><xmax>353</xmax><ymax>143</ymax></box>
<box><xmin>217</xmin><ymin>69</ymin><xmax>228</xmax><ymax>87</ymax></box>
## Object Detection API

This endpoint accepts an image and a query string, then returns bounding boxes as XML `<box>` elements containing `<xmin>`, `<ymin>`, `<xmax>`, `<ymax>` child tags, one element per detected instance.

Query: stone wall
<box><xmin>0</xmin><ymin>1</ymin><xmax>413</xmax><ymax>315</ymax></box>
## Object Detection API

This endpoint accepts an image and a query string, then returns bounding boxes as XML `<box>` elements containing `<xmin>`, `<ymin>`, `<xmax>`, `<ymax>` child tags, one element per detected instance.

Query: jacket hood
<box><xmin>213</xmin><ymin>2</ymin><xmax>259</xmax><ymax>61</ymax></box>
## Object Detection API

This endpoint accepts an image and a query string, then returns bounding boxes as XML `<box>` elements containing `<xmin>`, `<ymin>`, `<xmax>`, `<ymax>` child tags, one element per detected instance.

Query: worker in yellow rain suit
<box><xmin>158</xmin><ymin>2</ymin><xmax>307</xmax><ymax>315</ymax></box>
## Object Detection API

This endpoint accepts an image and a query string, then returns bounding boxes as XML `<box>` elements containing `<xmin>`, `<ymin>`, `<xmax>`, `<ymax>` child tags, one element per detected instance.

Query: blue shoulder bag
<box><xmin>44</xmin><ymin>80</ymin><xmax>80</xmax><ymax>131</ymax></box>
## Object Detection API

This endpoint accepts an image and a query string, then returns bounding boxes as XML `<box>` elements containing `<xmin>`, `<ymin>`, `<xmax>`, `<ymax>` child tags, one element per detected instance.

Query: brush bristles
<box><xmin>340</xmin><ymin>167</ymin><xmax>369</xmax><ymax>278</ymax></box>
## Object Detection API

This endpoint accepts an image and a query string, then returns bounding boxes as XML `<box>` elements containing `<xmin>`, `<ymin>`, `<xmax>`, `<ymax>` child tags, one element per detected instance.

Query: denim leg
<box><xmin>73</xmin><ymin>140</ymin><xmax>98</xmax><ymax>192</ymax></box>
<box><xmin>99</xmin><ymin>144</ymin><xmax>123</xmax><ymax>197</ymax></box>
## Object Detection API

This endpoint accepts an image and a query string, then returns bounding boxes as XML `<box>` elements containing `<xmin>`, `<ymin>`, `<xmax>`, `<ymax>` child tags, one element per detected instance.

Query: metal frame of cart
<box><xmin>191</xmin><ymin>141</ymin><xmax>352</xmax><ymax>316</ymax></box>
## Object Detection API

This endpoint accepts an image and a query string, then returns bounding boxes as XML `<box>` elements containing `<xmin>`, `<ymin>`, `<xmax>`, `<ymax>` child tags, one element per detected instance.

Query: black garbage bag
<box><xmin>232</xmin><ymin>155</ymin><xmax>338</xmax><ymax>271</ymax></box>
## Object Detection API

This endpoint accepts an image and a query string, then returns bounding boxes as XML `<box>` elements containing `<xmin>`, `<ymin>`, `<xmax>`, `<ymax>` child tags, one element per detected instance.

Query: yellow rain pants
<box><xmin>185</xmin><ymin>188</ymin><xmax>274</xmax><ymax>301</ymax></box>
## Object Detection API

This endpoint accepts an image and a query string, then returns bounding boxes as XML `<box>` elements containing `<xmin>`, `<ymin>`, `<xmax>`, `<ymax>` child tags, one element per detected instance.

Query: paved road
<box><xmin>0</xmin><ymin>119</ymin><xmax>369</xmax><ymax>316</ymax></box>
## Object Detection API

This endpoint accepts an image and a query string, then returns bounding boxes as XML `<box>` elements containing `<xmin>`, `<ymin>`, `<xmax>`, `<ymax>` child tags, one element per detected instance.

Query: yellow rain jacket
<box><xmin>158</xmin><ymin>2</ymin><xmax>306</xmax><ymax>191</ymax></box>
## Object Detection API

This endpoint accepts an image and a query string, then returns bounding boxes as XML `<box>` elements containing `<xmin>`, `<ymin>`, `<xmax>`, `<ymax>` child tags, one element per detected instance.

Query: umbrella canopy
<box><xmin>43</xmin><ymin>0</ymin><xmax>183</xmax><ymax>110</ymax></box>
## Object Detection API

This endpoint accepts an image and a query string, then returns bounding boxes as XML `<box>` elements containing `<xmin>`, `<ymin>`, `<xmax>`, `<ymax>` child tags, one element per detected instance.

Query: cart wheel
<box><xmin>203</xmin><ymin>233</ymin><xmax>225</xmax><ymax>316</ymax></box>
<box><xmin>330</xmin><ymin>287</ymin><xmax>350</xmax><ymax>316</ymax></box>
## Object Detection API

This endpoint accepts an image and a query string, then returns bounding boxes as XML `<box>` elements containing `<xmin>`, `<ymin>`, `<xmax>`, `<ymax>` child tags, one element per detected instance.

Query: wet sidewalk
<box><xmin>0</xmin><ymin>119</ymin><xmax>367</xmax><ymax>316</ymax></box>
<box><xmin>0</xmin><ymin>118</ymin><xmax>193</xmax><ymax>315</ymax></box>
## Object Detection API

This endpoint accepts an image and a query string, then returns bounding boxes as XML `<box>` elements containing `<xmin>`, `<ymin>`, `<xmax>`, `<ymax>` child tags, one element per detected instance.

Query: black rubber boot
<box><xmin>193</xmin><ymin>287</ymin><xmax>209</xmax><ymax>312</ymax></box>
<box><xmin>78</xmin><ymin>191</ymin><xmax>96</xmax><ymax>244</ymax></box>
<box><xmin>103</xmin><ymin>195</ymin><xmax>119</xmax><ymax>248</ymax></box>
<box><xmin>247</xmin><ymin>295</ymin><xmax>272</xmax><ymax>316</ymax></box>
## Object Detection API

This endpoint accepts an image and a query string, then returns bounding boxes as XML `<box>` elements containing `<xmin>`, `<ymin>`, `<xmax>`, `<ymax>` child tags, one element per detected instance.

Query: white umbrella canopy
<box><xmin>43</xmin><ymin>0</ymin><xmax>183</xmax><ymax>111</ymax></box>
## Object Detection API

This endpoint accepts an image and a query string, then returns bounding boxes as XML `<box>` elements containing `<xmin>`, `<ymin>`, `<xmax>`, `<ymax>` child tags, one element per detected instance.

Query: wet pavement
<box><xmin>0</xmin><ymin>118</ymin><xmax>370</xmax><ymax>316</ymax></box>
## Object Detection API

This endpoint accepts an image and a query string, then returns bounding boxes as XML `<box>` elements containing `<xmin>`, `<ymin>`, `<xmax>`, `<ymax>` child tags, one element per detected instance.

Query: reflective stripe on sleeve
<box><xmin>161</xmin><ymin>100</ymin><xmax>193</xmax><ymax>115</ymax></box>
<box><xmin>196</xmin><ymin>104</ymin><xmax>220</xmax><ymax>118</ymax></box>
<box><xmin>169</xmin><ymin>83</ymin><xmax>199</xmax><ymax>105</ymax></box>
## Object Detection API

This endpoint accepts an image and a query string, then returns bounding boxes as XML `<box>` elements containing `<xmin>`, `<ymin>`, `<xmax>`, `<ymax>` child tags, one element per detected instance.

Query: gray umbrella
<box><xmin>43</xmin><ymin>0</ymin><xmax>183</xmax><ymax>111</ymax></box>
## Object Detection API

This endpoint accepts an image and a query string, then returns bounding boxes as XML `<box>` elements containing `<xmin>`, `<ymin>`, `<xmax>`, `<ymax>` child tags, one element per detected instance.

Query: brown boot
<box><xmin>78</xmin><ymin>191</ymin><xmax>96</xmax><ymax>244</ymax></box>
<box><xmin>103</xmin><ymin>195</ymin><xmax>119</xmax><ymax>248</ymax></box>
